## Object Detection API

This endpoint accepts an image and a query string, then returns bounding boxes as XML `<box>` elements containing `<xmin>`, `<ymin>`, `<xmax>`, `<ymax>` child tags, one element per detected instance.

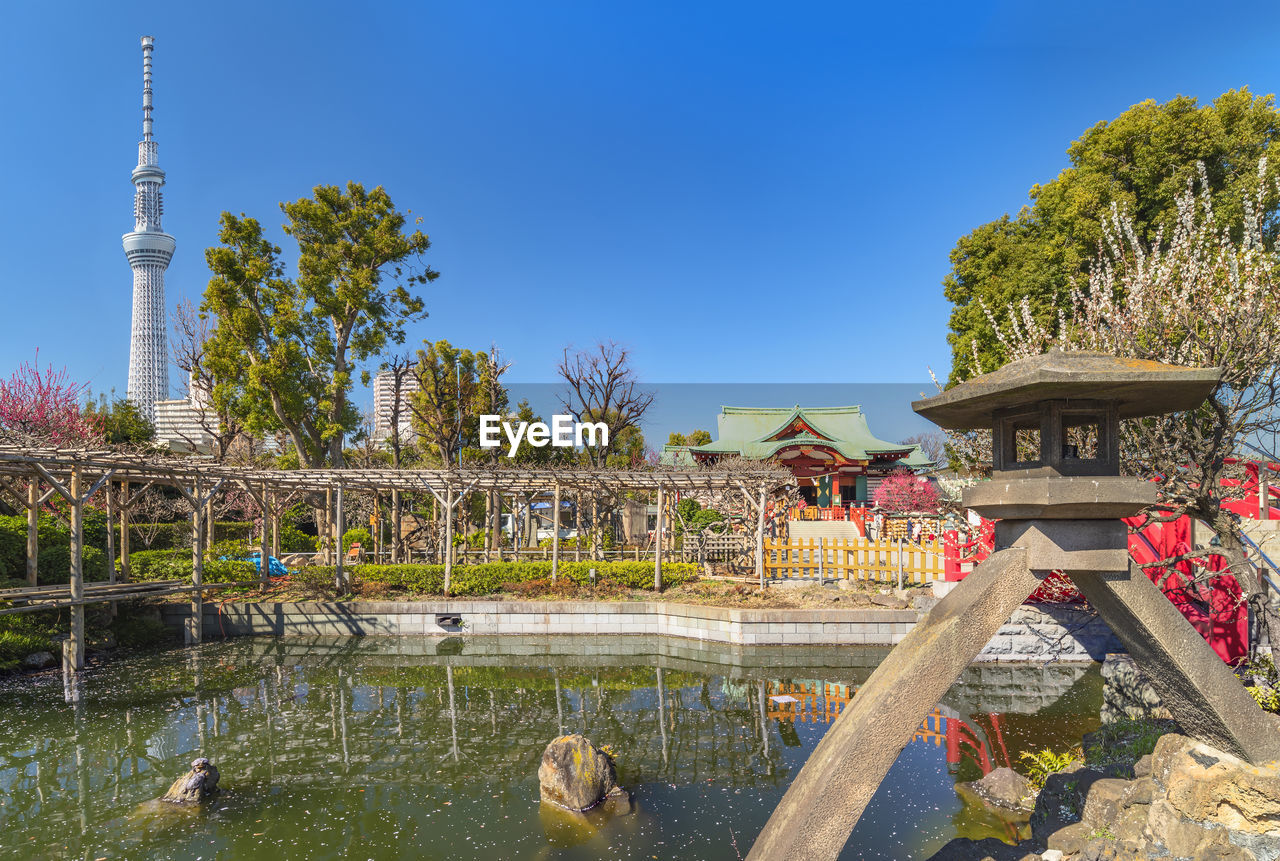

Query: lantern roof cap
<box><xmin>913</xmin><ymin>350</ymin><xmax>1221</xmax><ymax>430</ymax></box>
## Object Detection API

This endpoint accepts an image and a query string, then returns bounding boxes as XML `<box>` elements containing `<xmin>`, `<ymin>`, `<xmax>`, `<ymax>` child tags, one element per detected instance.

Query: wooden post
<box><xmin>444</xmin><ymin>486</ymin><xmax>455</xmax><ymax>595</ymax></box>
<box><xmin>654</xmin><ymin>485</ymin><xmax>664</xmax><ymax>592</ymax></box>
<box><xmin>119</xmin><ymin>481</ymin><xmax>131</xmax><ymax>583</ymax></box>
<box><xmin>259</xmin><ymin>482</ymin><xmax>271</xmax><ymax>585</ymax></box>
<box><xmin>484</xmin><ymin>490</ymin><xmax>493</xmax><ymax>563</ymax></box>
<box><xmin>896</xmin><ymin>538</ymin><xmax>904</xmax><ymax>590</ymax></box>
<box><xmin>818</xmin><ymin>537</ymin><xmax>825</xmax><ymax>585</ymax></box>
<box><xmin>1261</xmin><ymin>473</ymin><xmax>1270</xmax><ymax>520</ymax></box>
<box><xmin>322</xmin><ymin>487</ymin><xmax>332</xmax><ymax>563</ymax></box>
<box><xmin>271</xmin><ymin>492</ymin><xmax>281</xmax><ymax>559</ymax></box>
<box><xmin>105</xmin><ymin>481</ymin><xmax>117</xmax><ymax>618</ymax></box>
<box><xmin>551</xmin><ymin>485</ymin><xmax>561</xmax><ymax>582</ymax></box>
<box><xmin>574</xmin><ymin>492</ymin><xmax>582</xmax><ymax>562</ymax></box>
<box><xmin>391</xmin><ymin>489</ymin><xmax>402</xmax><ymax>563</ymax></box>
<box><xmin>334</xmin><ymin>485</ymin><xmax>345</xmax><ymax>591</ymax></box>
<box><xmin>67</xmin><ymin>468</ymin><xmax>85</xmax><ymax>672</ymax></box>
<box><xmin>494</xmin><ymin>494</ymin><xmax>503</xmax><ymax>563</ymax></box>
<box><xmin>756</xmin><ymin>488</ymin><xmax>767</xmax><ymax>590</ymax></box>
<box><xmin>188</xmin><ymin>483</ymin><xmax>205</xmax><ymax>646</ymax></box>
<box><xmin>593</xmin><ymin>494</ymin><xmax>602</xmax><ymax>562</ymax></box>
<box><xmin>26</xmin><ymin>478</ymin><xmax>38</xmax><ymax>587</ymax></box>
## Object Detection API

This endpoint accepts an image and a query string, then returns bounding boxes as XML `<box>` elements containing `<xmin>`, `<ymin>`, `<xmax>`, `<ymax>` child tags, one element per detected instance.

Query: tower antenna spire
<box><xmin>141</xmin><ymin>35</ymin><xmax>154</xmax><ymax>142</ymax></box>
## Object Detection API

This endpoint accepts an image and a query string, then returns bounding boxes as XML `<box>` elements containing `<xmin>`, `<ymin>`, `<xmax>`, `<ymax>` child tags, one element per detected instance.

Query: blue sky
<box><xmin>1</xmin><ymin>1</ymin><xmax>1278</xmax><ymax>427</ymax></box>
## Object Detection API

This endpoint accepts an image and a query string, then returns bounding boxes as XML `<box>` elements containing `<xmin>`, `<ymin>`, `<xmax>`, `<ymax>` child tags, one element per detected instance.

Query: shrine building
<box><xmin>663</xmin><ymin>405</ymin><xmax>932</xmax><ymax>507</ymax></box>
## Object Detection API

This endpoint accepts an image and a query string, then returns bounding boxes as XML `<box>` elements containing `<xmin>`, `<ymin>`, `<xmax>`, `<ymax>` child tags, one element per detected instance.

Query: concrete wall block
<box><xmin>980</xmin><ymin>635</ymin><xmax>1015</xmax><ymax>655</ymax></box>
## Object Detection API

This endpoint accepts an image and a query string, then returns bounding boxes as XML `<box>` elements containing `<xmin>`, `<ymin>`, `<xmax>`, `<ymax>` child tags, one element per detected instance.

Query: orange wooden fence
<box><xmin>763</xmin><ymin>536</ymin><xmax>946</xmax><ymax>584</ymax></box>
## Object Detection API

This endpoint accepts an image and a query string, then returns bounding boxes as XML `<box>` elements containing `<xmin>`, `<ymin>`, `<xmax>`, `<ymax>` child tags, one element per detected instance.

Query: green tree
<box><xmin>409</xmin><ymin>339</ymin><xmax>480</xmax><ymax>467</ymax></box>
<box><xmin>605</xmin><ymin>424</ymin><xmax>647</xmax><ymax>469</ymax></box>
<box><xmin>668</xmin><ymin>429</ymin><xmax>711</xmax><ymax>447</ymax></box>
<box><xmin>475</xmin><ymin>345</ymin><xmax>511</xmax><ymax>466</ymax></box>
<box><xmin>945</xmin><ymin>89</ymin><xmax>1280</xmax><ymax>382</ymax></box>
<box><xmin>673</xmin><ymin>497</ymin><xmax>725</xmax><ymax>536</ymax></box>
<box><xmin>83</xmin><ymin>393</ymin><xmax>154</xmax><ymax>445</ymax></box>
<box><xmin>202</xmin><ymin>183</ymin><xmax>436</xmax><ymax>467</ymax></box>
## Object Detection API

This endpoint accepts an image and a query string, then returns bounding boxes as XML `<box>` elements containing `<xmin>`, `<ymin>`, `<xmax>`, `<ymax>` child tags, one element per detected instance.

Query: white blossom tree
<box><xmin>942</xmin><ymin>160</ymin><xmax>1280</xmax><ymax>649</ymax></box>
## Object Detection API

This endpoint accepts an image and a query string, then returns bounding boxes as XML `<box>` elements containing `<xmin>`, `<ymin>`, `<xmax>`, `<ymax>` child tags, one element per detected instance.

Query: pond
<box><xmin>0</xmin><ymin>636</ymin><xmax>1102</xmax><ymax>860</ymax></box>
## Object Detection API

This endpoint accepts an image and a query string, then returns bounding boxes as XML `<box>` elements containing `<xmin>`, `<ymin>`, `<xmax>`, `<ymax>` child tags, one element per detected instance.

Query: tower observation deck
<box><xmin>124</xmin><ymin>35</ymin><xmax>174</xmax><ymax>422</ymax></box>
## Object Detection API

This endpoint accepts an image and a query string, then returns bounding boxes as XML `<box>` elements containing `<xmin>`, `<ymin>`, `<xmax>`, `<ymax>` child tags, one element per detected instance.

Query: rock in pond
<box><xmin>22</xmin><ymin>651</ymin><xmax>55</xmax><ymax>670</ymax></box>
<box><xmin>958</xmin><ymin>766</ymin><xmax>1036</xmax><ymax>812</ymax></box>
<box><xmin>538</xmin><ymin>734</ymin><xmax>627</xmax><ymax>812</ymax></box>
<box><xmin>162</xmin><ymin>757</ymin><xmax>220</xmax><ymax>804</ymax></box>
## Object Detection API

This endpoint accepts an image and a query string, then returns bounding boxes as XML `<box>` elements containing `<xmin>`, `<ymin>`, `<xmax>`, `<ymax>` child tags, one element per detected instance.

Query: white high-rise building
<box><xmin>124</xmin><ymin>36</ymin><xmax>174</xmax><ymax>423</ymax></box>
<box><xmin>153</xmin><ymin>373</ymin><xmax>215</xmax><ymax>453</ymax></box>
<box><xmin>372</xmin><ymin>370</ymin><xmax>419</xmax><ymax>440</ymax></box>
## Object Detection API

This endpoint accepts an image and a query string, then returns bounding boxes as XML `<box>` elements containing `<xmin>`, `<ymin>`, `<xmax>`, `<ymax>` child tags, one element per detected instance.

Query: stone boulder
<box><xmin>1030</xmin><ymin>764</ymin><xmax>1105</xmax><ymax>843</ymax></box>
<box><xmin>925</xmin><ymin>836</ymin><xmax>1040</xmax><ymax>860</ymax></box>
<box><xmin>959</xmin><ymin>767</ymin><xmax>1036</xmax><ymax>812</ymax></box>
<box><xmin>1151</xmin><ymin>734</ymin><xmax>1280</xmax><ymax>858</ymax></box>
<box><xmin>1100</xmin><ymin>653</ymin><xmax>1171</xmax><ymax>723</ymax></box>
<box><xmin>22</xmin><ymin>651</ymin><xmax>55</xmax><ymax>670</ymax></box>
<box><xmin>935</xmin><ymin>732</ymin><xmax>1280</xmax><ymax>860</ymax></box>
<box><xmin>869</xmin><ymin>593</ymin><xmax>909</xmax><ymax>609</ymax></box>
<box><xmin>161</xmin><ymin>757</ymin><xmax>220</xmax><ymax>804</ymax></box>
<box><xmin>538</xmin><ymin>734</ymin><xmax>626</xmax><ymax>812</ymax></box>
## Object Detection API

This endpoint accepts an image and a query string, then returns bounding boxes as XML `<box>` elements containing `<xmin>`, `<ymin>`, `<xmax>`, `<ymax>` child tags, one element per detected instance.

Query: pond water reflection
<box><xmin>0</xmin><ymin>636</ymin><xmax>1102</xmax><ymax>860</ymax></box>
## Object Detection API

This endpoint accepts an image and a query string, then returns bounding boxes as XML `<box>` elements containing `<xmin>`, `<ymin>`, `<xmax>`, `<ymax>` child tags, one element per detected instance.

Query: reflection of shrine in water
<box><xmin>763</xmin><ymin>679</ymin><xmax>1026</xmax><ymax>778</ymax></box>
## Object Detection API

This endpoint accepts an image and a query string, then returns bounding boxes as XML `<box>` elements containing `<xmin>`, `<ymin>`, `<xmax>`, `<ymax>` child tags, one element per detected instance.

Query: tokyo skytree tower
<box><xmin>123</xmin><ymin>36</ymin><xmax>174</xmax><ymax>422</ymax></box>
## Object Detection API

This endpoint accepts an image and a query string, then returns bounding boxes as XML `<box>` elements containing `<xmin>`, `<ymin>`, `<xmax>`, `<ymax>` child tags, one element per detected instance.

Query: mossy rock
<box><xmin>537</xmin><ymin>734</ymin><xmax>625</xmax><ymax>812</ymax></box>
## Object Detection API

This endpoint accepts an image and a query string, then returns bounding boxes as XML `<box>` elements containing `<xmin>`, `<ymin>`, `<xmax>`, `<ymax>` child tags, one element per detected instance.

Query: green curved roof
<box><xmin>685</xmin><ymin>405</ymin><xmax>932</xmax><ymax>469</ymax></box>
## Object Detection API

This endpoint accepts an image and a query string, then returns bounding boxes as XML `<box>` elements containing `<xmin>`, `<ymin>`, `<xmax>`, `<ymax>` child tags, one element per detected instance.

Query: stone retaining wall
<box><xmin>165</xmin><ymin>600</ymin><xmax>916</xmax><ymax>645</ymax></box>
<box><xmin>162</xmin><ymin>599</ymin><xmax>1121</xmax><ymax>661</ymax></box>
<box><xmin>978</xmin><ymin>603</ymin><xmax>1123</xmax><ymax>662</ymax></box>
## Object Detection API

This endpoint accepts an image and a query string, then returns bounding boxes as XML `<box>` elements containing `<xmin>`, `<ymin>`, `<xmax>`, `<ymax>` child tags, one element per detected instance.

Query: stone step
<box><xmin>788</xmin><ymin>521</ymin><xmax>865</xmax><ymax>542</ymax></box>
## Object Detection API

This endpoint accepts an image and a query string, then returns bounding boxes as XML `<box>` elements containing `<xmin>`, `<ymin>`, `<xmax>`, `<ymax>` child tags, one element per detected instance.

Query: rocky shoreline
<box><xmin>931</xmin><ymin>730</ymin><xmax>1280</xmax><ymax>861</ymax></box>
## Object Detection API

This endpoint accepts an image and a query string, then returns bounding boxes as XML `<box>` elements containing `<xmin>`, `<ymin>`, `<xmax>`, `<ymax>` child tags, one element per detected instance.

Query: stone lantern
<box><xmin>747</xmin><ymin>350</ymin><xmax>1280</xmax><ymax>861</ymax></box>
<box><xmin>919</xmin><ymin>350</ymin><xmax>1219</xmax><ymax>575</ymax></box>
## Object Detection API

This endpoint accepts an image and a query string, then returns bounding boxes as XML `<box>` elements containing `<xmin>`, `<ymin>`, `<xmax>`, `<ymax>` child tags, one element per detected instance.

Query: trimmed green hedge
<box><xmin>0</xmin><ymin>515</ymin><xmax>255</xmax><ymax>583</ymax></box>
<box><xmin>307</xmin><ymin>560</ymin><xmax>697</xmax><ymax>595</ymax></box>
<box><xmin>128</xmin><ymin>549</ymin><xmax>257</xmax><ymax>583</ymax></box>
<box><xmin>0</xmin><ymin>513</ymin><xmax>110</xmax><ymax>583</ymax></box>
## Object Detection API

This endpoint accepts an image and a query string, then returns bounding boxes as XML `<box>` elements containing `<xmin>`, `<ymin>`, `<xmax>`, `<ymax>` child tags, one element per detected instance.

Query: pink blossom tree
<box><xmin>0</xmin><ymin>353</ymin><xmax>98</xmax><ymax>445</ymax></box>
<box><xmin>873</xmin><ymin>469</ymin><xmax>940</xmax><ymax>514</ymax></box>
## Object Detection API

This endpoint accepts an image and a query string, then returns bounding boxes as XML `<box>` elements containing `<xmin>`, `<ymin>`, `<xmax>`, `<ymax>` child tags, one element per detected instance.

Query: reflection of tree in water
<box><xmin>0</xmin><ymin>639</ymin><xmax>1099</xmax><ymax>858</ymax></box>
<box><xmin>0</xmin><ymin>644</ymin><xmax>798</xmax><ymax>856</ymax></box>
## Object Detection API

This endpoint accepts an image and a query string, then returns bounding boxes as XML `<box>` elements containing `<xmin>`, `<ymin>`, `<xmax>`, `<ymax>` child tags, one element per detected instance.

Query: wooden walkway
<box><xmin>0</xmin><ymin>579</ymin><xmax>235</xmax><ymax>615</ymax></box>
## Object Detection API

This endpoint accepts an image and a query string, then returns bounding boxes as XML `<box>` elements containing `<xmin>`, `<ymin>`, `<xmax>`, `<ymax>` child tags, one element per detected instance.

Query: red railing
<box><xmin>789</xmin><ymin>504</ymin><xmax>872</xmax><ymax>523</ymax></box>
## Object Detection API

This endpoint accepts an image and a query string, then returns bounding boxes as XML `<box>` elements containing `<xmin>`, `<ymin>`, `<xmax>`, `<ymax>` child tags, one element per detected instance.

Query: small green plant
<box><xmin>1247</xmin><ymin>685</ymin><xmax>1280</xmax><ymax>712</ymax></box>
<box><xmin>1019</xmin><ymin>747</ymin><xmax>1080</xmax><ymax>790</ymax></box>
<box><xmin>1238</xmin><ymin>656</ymin><xmax>1279</xmax><ymax>713</ymax></box>
<box><xmin>1083</xmin><ymin>718</ymin><xmax>1169</xmax><ymax>768</ymax></box>
<box><xmin>292</xmin><ymin>567</ymin><xmax>340</xmax><ymax>600</ymax></box>
<box><xmin>1087</xmin><ymin>825</ymin><xmax>1117</xmax><ymax>841</ymax></box>
<box><xmin>0</xmin><ymin>629</ymin><xmax>55</xmax><ymax>673</ymax></box>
